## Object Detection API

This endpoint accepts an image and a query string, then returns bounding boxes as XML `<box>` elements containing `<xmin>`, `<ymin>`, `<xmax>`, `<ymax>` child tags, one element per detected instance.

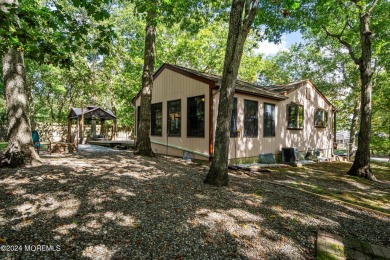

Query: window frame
<box><xmin>306</xmin><ymin>87</ymin><xmax>312</xmax><ymax>100</ymax></box>
<box><xmin>151</xmin><ymin>102</ymin><xmax>163</xmax><ymax>136</ymax></box>
<box><xmin>263</xmin><ymin>102</ymin><xmax>276</xmax><ymax>137</ymax></box>
<box><xmin>287</xmin><ymin>103</ymin><xmax>304</xmax><ymax>130</ymax></box>
<box><xmin>230</xmin><ymin>97</ymin><xmax>238</xmax><ymax>137</ymax></box>
<box><xmin>167</xmin><ymin>99</ymin><xmax>181</xmax><ymax>137</ymax></box>
<box><xmin>187</xmin><ymin>95</ymin><xmax>205</xmax><ymax>137</ymax></box>
<box><xmin>314</xmin><ymin>108</ymin><xmax>328</xmax><ymax>128</ymax></box>
<box><xmin>244</xmin><ymin>99</ymin><xmax>258</xmax><ymax>138</ymax></box>
<box><xmin>136</xmin><ymin>106</ymin><xmax>141</xmax><ymax>136</ymax></box>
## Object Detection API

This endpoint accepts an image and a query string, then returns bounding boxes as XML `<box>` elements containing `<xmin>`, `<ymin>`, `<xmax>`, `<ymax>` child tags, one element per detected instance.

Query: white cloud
<box><xmin>254</xmin><ymin>39</ymin><xmax>289</xmax><ymax>56</ymax></box>
<box><xmin>252</xmin><ymin>32</ymin><xmax>303</xmax><ymax>56</ymax></box>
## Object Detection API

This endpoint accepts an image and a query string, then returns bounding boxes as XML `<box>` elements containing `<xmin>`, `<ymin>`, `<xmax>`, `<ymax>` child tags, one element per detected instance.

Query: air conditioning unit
<box><xmin>282</xmin><ymin>147</ymin><xmax>298</xmax><ymax>164</ymax></box>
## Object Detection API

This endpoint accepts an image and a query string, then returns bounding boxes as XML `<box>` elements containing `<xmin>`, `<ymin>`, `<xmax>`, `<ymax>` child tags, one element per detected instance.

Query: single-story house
<box><xmin>132</xmin><ymin>63</ymin><xmax>336</xmax><ymax>162</ymax></box>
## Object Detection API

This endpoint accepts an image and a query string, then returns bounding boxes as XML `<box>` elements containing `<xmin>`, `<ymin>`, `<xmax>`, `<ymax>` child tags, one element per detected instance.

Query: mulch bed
<box><xmin>0</xmin><ymin>151</ymin><xmax>389</xmax><ymax>259</ymax></box>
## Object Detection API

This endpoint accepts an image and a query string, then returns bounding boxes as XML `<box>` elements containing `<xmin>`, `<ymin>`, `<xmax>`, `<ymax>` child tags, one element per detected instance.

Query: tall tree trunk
<box><xmin>1</xmin><ymin>48</ymin><xmax>41</xmax><ymax>167</ymax></box>
<box><xmin>134</xmin><ymin>10</ymin><xmax>156</xmax><ymax>157</ymax></box>
<box><xmin>204</xmin><ymin>0</ymin><xmax>259</xmax><ymax>186</ymax></box>
<box><xmin>347</xmin><ymin>10</ymin><xmax>375</xmax><ymax>180</ymax></box>
<box><xmin>348</xmin><ymin>98</ymin><xmax>360</xmax><ymax>157</ymax></box>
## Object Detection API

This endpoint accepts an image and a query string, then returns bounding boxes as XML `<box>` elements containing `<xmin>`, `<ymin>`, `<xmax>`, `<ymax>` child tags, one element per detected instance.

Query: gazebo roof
<box><xmin>67</xmin><ymin>106</ymin><xmax>116</xmax><ymax>120</ymax></box>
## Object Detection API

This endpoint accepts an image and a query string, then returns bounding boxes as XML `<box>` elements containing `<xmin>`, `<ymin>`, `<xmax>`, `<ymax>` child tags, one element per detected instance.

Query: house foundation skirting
<box><xmin>150</xmin><ymin>141</ymin><xmax>210</xmax><ymax>160</ymax></box>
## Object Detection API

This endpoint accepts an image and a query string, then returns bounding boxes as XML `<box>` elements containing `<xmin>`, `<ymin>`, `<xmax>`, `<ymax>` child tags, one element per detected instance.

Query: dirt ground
<box><xmin>0</xmin><ymin>150</ymin><xmax>389</xmax><ymax>259</ymax></box>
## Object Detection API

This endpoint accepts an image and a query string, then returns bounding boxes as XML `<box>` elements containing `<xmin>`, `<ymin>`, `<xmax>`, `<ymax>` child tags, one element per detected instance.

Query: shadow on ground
<box><xmin>0</xmin><ymin>151</ymin><xmax>389</xmax><ymax>259</ymax></box>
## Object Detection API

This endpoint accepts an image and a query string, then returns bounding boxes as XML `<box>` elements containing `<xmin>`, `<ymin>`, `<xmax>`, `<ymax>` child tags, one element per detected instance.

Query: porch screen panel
<box><xmin>244</xmin><ymin>100</ymin><xmax>258</xmax><ymax>137</ymax></box>
<box><xmin>151</xmin><ymin>103</ymin><xmax>162</xmax><ymax>136</ymax></box>
<box><xmin>187</xmin><ymin>95</ymin><xmax>205</xmax><ymax>137</ymax></box>
<box><xmin>168</xmin><ymin>99</ymin><xmax>181</xmax><ymax>136</ymax></box>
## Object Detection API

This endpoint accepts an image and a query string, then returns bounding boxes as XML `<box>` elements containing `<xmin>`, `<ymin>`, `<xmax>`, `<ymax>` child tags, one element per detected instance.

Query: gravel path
<box><xmin>0</xmin><ymin>151</ymin><xmax>389</xmax><ymax>259</ymax></box>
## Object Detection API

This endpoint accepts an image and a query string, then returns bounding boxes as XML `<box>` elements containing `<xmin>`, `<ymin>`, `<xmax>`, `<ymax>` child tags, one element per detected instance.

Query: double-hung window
<box><xmin>167</xmin><ymin>99</ymin><xmax>181</xmax><ymax>136</ymax></box>
<box><xmin>136</xmin><ymin>106</ymin><xmax>141</xmax><ymax>135</ymax></box>
<box><xmin>230</xmin><ymin>98</ymin><xmax>238</xmax><ymax>137</ymax></box>
<box><xmin>244</xmin><ymin>100</ymin><xmax>258</xmax><ymax>137</ymax></box>
<box><xmin>264</xmin><ymin>103</ymin><xmax>275</xmax><ymax>137</ymax></box>
<box><xmin>314</xmin><ymin>109</ymin><xmax>328</xmax><ymax>127</ymax></box>
<box><xmin>187</xmin><ymin>95</ymin><xmax>205</xmax><ymax>137</ymax></box>
<box><xmin>151</xmin><ymin>103</ymin><xmax>162</xmax><ymax>136</ymax></box>
<box><xmin>287</xmin><ymin>103</ymin><xmax>304</xmax><ymax>129</ymax></box>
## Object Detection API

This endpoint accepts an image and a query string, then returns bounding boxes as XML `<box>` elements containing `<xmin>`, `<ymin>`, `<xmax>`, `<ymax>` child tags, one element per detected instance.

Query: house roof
<box><xmin>67</xmin><ymin>106</ymin><xmax>116</xmax><ymax>120</ymax></box>
<box><xmin>165</xmin><ymin>63</ymin><xmax>288</xmax><ymax>100</ymax></box>
<box><xmin>263</xmin><ymin>80</ymin><xmax>309</xmax><ymax>94</ymax></box>
<box><xmin>132</xmin><ymin>64</ymin><xmax>288</xmax><ymax>104</ymax></box>
<box><xmin>263</xmin><ymin>79</ymin><xmax>334</xmax><ymax>107</ymax></box>
<box><xmin>132</xmin><ymin>63</ymin><xmax>334</xmax><ymax>108</ymax></box>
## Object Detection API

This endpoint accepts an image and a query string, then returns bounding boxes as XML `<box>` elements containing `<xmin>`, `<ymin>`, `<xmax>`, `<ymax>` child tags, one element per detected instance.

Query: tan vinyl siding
<box><xmin>135</xmin><ymin>68</ymin><xmax>210</xmax><ymax>159</ymax></box>
<box><xmin>213</xmin><ymin>82</ymin><xmax>334</xmax><ymax>160</ymax></box>
<box><xmin>279</xmin><ymin>83</ymin><xmax>333</xmax><ymax>157</ymax></box>
<box><xmin>135</xmin><ymin>69</ymin><xmax>333</xmax><ymax>160</ymax></box>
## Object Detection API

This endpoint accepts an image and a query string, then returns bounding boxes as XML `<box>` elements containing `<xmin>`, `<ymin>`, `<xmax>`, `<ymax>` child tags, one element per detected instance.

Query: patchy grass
<box><xmin>0</xmin><ymin>142</ymin><xmax>7</xmax><ymax>150</ymax></box>
<box><xmin>261</xmin><ymin>161</ymin><xmax>390</xmax><ymax>214</ymax></box>
<box><xmin>316</xmin><ymin>249</ymin><xmax>340</xmax><ymax>260</ymax></box>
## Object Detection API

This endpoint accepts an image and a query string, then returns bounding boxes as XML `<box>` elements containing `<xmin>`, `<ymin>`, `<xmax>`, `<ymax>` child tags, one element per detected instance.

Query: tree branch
<box><xmin>321</xmin><ymin>25</ymin><xmax>361</xmax><ymax>65</ymax></box>
<box><xmin>367</xmin><ymin>0</ymin><xmax>379</xmax><ymax>16</ymax></box>
<box><xmin>242</xmin><ymin>0</ymin><xmax>259</xmax><ymax>32</ymax></box>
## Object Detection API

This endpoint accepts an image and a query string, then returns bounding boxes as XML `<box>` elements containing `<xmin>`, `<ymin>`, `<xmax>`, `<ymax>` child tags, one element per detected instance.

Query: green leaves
<box><xmin>0</xmin><ymin>0</ymin><xmax>115</xmax><ymax>65</ymax></box>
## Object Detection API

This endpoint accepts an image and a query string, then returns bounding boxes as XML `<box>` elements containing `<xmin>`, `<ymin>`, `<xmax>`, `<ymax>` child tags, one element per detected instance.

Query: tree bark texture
<box><xmin>347</xmin><ymin>10</ymin><xmax>375</xmax><ymax>180</ymax></box>
<box><xmin>204</xmin><ymin>0</ymin><xmax>259</xmax><ymax>186</ymax></box>
<box><xmin>1</xmin><ymin>48</ymin><xmax>40</xmax><ymax>167</ymax></box>
<box><xmin>134</xmin><ymin>11</ymin><xmax>156</xmax><ymax>157</ymax></box>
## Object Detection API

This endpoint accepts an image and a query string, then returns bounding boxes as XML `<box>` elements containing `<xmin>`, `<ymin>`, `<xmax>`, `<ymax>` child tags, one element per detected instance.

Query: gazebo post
<box><xmin>91</xmin><ymin>119</ymin><xmax>96</xmax><ymax>138</ymax></box>
<box><xmin>113</xmin><ymin>119</ymin><xmax>117</xmax><ymax>140</ymax></box>
<box><xmin>80</xmin><ymin>107</ymin><xmax>85</xmax><ymax>144</ymax></box>
<box><xmin>77</xmin><ymin>115</ymin><xmax>80</xmax><ymax>145</ymax></box>
<box><xmin>100</xmin><ymin>119</ymin><xmax>105</xmax><ymax>137</ymax></box>
<box><xmin>67</xmin><ymin>119</ymin><xmax>72</xmax><ymax>143</ymax></box>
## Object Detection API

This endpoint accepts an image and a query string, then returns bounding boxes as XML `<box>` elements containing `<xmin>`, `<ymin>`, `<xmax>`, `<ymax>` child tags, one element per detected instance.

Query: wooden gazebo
<box><xmin>67</xmin><ymin>106</ymin><xmax>117</xmax><ymax>143</ymax></box>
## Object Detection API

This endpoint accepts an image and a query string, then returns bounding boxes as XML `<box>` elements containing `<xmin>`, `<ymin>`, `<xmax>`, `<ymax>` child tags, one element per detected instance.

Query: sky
<box><xmin>256</xmin><ymin>31</ymin><xmax>304</xmax><ymax>56</ymax></box>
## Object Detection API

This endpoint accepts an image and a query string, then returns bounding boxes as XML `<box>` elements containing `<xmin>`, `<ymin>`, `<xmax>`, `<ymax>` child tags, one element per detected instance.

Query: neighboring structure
<box><xmin>336</xmin><ymin>130</ymin><xmax>351</xmax><ymax>147</ymax></box>
<box><xmin>67</xmin><ymin>106</ymin><xmax>117</xmax><ymax>143</ymax></box>
<box><xmin>132</xmin><ymin>63</ymin><xmax>336</xmax><ymax>162</ymax></box>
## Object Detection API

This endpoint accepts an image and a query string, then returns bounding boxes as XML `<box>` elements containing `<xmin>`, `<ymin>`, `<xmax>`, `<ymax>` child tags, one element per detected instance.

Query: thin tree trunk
<box><xmin>134</xmin><ymin>10</ymin><xmax>156</xmax><ymax>157</ymax></box>
<box><xmin>347</xmin><ymin>11</ymin><xmax>375</xmax><ymax>180</ymax></box>
<box><xmin>204</xmin><ymin>0</ymin><xmax>259</xmax><ymax>186</ymax></box>
<box><xmin>1</xmin><ymin>48</ymin><xmax>41</xmax><ymax>167</ymax></box>
<box><xmin>348</xmin><ymin>98</ymin><xmax>360</xmax><ymax>157</ymax></box>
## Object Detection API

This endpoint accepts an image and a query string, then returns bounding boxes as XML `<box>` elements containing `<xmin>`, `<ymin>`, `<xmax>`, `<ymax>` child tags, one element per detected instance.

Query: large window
<box><xmin>287</xmin><ymin>103</ymin><xmax>304</xmax><ymax>129</ymax></box>
<box><xmin>151</xmin><ymin>103</ymin><xmax>162</xmax><ymax>136</ymax></box>
<box><xmin>314</xmin><ymin>109</ymin><xmax>328</xmax><ymax>127</ymax></box>
<box><xmin>187</xmin><ymin>95</ymin><xmax>205</xmax><ymax>137</ymax></box>
<box><xmin>136</xmin><ymin>106</ymin><xmax>140</xmax><ymax>135</ymax></box>
<box><xmin>264</xmin><ymin>103</ymin><xmax>275</xmax><ymax>137</ymax></box>
<box><xmin>230</xmin><ymin>98</ymin><xmax>238</xmax><ymax>137</ymax></box>
<box><xmin>168</xmin><ymin>99</ymin><xmax>181</xmax><ymax>136</ymax></box>
<box><xmin>244</xmin><ymin>100</ymin><xmax>258</xmax><ymax>137</ymax></box>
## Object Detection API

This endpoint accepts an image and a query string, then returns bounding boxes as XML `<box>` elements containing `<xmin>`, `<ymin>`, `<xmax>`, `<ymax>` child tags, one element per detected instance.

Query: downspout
<box><xmin>208</xmin><ymin>85</ymin><xmax>214</xmax><ymax>161</ymax></box>
<box><xmin>166</xmin><ymin>110</ymin><xmax>169</xmax><ymax>159</ymax></box>
<box><xmin>333</xmin><ymin>109</ymin><xmax>337</xmax><ymax>148</ymax></box>
<box><xmin>134</xmin><ymin>106</ymin><xmax>137</xmax><ymax>143</ymax></box>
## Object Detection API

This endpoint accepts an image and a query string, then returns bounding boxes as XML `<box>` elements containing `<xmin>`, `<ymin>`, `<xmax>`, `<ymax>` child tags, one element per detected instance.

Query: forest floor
<box><xmin>0</xmin><ymin>150</ymin><xmax>389</xmax><ymax>259</ymax></box>
<box><xmin>259</xmin><ymin>161</ymin><xmax>390</xmax><ymax>214</ymax></box>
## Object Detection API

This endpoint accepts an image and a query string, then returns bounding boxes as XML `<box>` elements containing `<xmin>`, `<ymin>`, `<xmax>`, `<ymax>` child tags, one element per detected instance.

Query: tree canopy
<box><xmin>1</xmin><ymin>0</ymin><xmax>388</xmax><ymax>169</ymax></box>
